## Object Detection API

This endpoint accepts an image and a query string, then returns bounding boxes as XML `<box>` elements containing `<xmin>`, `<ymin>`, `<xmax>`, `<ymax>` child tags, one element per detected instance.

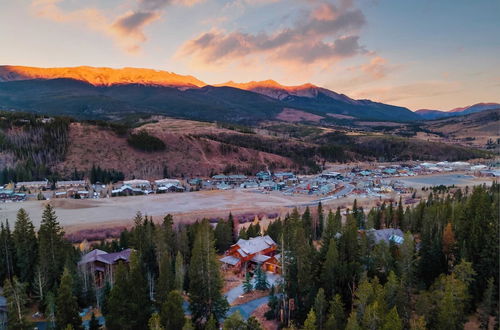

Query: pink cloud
<box><xmin>178</xmin><ymin>0</ymin><xmax>366</xmax><ymax>68</ymax></box>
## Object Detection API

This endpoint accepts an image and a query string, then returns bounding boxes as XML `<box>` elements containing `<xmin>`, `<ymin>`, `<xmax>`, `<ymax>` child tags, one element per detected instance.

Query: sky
<box><xmin>0</xmin><ymin>0</ymin><xmax>499</xmax><ymax>110</ymax></box>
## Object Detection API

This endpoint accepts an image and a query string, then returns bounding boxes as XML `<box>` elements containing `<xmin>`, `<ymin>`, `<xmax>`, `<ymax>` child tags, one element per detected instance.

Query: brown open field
<box><xmin>0</xmin><ymin>174</ymin><xmax>493</xmax><ymax>233</ymax></box>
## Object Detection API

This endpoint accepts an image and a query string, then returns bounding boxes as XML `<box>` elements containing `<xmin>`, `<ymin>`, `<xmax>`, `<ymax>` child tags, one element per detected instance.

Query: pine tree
<box><xmin>174</xmin><ymin>251</ymin><xmax>185</xmax><ymax>292</ymax></box>
<box><xmin>148</xmin><ymin>313</ymin><xmax>164</xmax><ymax>330</ymax></box>
<box><xmin>205</xmin><ymin>315</ymin><xmax>217</xmax><ymax>330</ymax></box>
<box><xmin>479</xmin><ymin>277</ymin><xmax>495</xmax><ymax>329</ymax></box>
<box><xmin>303</xmin><ymin>309</ymin><xmax>317</xmax><ymax>330</ymax></box>
<box><xmin>266</xmin><ymin>285</ymin><xmax>279</xmax><ymax>320</ymax></box>
<box><xmin>302</xmin><ymin>207</ymin><xmax>313</xmax><ymax>242</ymax></box>
<box><xmin>382</xmin><ymin>307</ymin><xmax>403</xmax><ymax>330</ymax></box>
<box><xmin>243</xmin><ymin>272</ymin><xmax>253</xmax><ymax>294</ymax></box>
<box><xmin>238</xmin><ymin>227</ymin><xmax>248</xmax><ymax>239</ymax></box>
<box><xmin>319</xmin><ymin>208</ymin><xmax>341</xmax><ymax>258</ymax></box>
<box><xmin>104</xmin><ymin>263</ymin><xmax>129</xmax><ymax>329</ymax></box>
<box><xmin>397</xmin><ymin>232</ymin><xmax>415</xmax><ymax>288</ymax></box>
<box><xmin>128</xmin><ymin>252</ymin><xmax>153</xmax><ymax>328</ymax></box>
<box><xmin>325</xmin><ymin>294</ymin><xmax>345</xmax><ymax>330</ymax></box>
<box><xmin>156</xmin><ymin>253</ymin><xmax>174</xmax><ymax>307</ymax></box>
<box><xmin>38</xmin><ymin>204</ymin><xmax>66</xmax><ymax>290</ymax></box>
<box><xmin>105</xmin><ymin>254</ymin><xmax>151</xmax><ymax>330</ymax></box>
<box><xmin>181</xmin><ymin>319</ymin><xmax>195</xmax><ymax>330</ymax></box>
<box><xmin>188</xmin><ymin>220</ymin><xmax>229</xmax><ymax>326</ymax></box>
<box><xmin>313</xmin><ymin>288</ymin><xmax>327</xmax><ymax>330</ymax></box>
<box><xmin>160</xmin><ymin>290</ymin><xmax>185</xmax><ymax>330</ymax></box>
<box><xmin>246</xmin><ymin>316</ymin><xmax>263</xmax><ymax>330</ymax></box>
<box><xmin>13</xmin><ymin>208</ymin><xmax>37</xmax><ymax>284</ymax></box>
<box><xmin>3</xmin><ymin>277</ymin><xmax>31</xmax><ymax>330</ymax></box>
<box><xmin>214</xmin><ymin>220</ymin><xmax>233</xmax><ymax>253</ymax></box>
<box><xmin>0</xmin><ymin>220</ymin><xmax>15</xmax><ymax>284</ymax></box>
<box><xmin>321</xmin><ymin>238</ymin><xmax>339</xmax><ymax>298</ymax></box>
<box><xmin>55</xmin><ymin>268</ymin><xmax>82</xmax><ymax>330</ymax></box>
<box><xmin>316</xmin><ymin>202</ymin><xmax>324</xmax><ymax>240</ymax></box>
<box><xmin>223</xmin><ymin>311</ymin><xmax>246</xmax><ymax>329</ymax></box>
<box><xmin>254</xmin><ymin>266</ymin><xmax>269</xmax><ymax>291</ymax></box>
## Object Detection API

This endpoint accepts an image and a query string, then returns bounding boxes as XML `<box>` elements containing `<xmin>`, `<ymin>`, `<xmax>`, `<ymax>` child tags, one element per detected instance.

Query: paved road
<box><xmin>314</xmin><ymin>183</ymin><xmax>354</xmax><ymax>203</ymax></box>
<box><xmin>227</xmin><ymin>296</ymin><xmax>269</xmax><ymax>319</ymax></box>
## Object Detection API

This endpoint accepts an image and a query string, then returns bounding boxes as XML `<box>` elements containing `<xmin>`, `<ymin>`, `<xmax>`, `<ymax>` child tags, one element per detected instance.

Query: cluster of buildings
<box><xmin>1</xmin><ymin>160</ymin><xmax>496</xmax><ymax>203</ymax></box>
<box><xmin>111</xmin><ymin>178</ymin><xmax>185</xmax><ymax>196</ymax></box>
<box><xmin>200</xmin><ymin>171</ymin><xmax>298</xmax><ymax>191</ymax></box>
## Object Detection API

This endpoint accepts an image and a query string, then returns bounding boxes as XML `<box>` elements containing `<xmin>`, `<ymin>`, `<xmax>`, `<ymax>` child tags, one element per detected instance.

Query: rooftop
<box><xmin>234</xmin><ymin>235</ymin><xmax>277</xmax><ymax>256</ymax></box>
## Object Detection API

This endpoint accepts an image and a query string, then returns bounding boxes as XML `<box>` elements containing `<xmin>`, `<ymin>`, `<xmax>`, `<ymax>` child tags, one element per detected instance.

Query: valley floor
<box><xmin>0</xmin><ymin>173</ymin><xmax>494</xmax><ymax>233</ymax></box>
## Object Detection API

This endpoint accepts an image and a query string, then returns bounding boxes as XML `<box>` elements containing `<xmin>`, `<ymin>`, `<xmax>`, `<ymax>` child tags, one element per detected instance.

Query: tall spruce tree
<box><xmin>104</xmin><ymin>263</ymin><xmax>130</xmax><ymax>329</ymax></box>
<box><xmin>243</xmin><ymin>272</ymin><xmax>253</xmax><ymax>294</ymax></box>
<box><xmin>156</xmin><ymin>253</ymin><xmax>174</xmax><ymax>307</ymax></box>
<box><xmin>325</xmin><ymin>294</ymin><xmax>345</xmax><ymax>330</ymax></box>
<box><xmin>254</xmin><ymin>266</ymin><xmax>269</xmax><ymax>291</ymax></box>
<box><xmin>188</xmin><ymin>220</ymin><xmax>228</xmax><ymax>326</ymax></box>
<box><xmin>313</xmin><ymin>288</ymin><xmax>327</xmax><ymax>330</ymax></box>
<box><xmin>105</xmin><ymin>253</ymin><xmax>151</xmax><ymax>330</ymax></box>
<box><xmin>55</xmin><ymin>268</ymin><xmax>81</xmax><ymax>330</ymax></box>
<box><xmin>3</xmin><ymin>276</ymin><xmax>31</xmax><ymax>330</ymax></box>
<box><xmin>38</xmin><ymin>204</ymin><xmax>66</xmax><ymax>290</ymax></box>
<box><xmin>174</xmin><ymin>251</ymin><xmax>185</xmax><ymax>292</ymax></box>
<box><xmin>0</xmin><ymin>220</ymin><xmax>15</xmax><ymax>283</ymax></box>
<box><xmin>321</xmin><ymin>238</ymin><xmax>340</xmax><ymax>299</ymax></box>
<box><xmin>160</xmin><ymin>290</ymin><xmax>185</xmax><ymax>330</ymax></box>
<box><xmin>13</xmin><ymin>208</ymin><xmax>37</xmax><ymax>284</ymax></box>
<box><xmin>303</xmin><ymin>309</ymin><xmax>317</xmax><ymax>330</ymax></box>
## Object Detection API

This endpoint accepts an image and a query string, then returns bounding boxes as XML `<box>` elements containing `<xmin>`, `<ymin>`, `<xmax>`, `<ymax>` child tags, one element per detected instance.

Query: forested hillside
<box><xmin>0</xmin><ymin>112</ymin><xmax>493</xmax><ymax>184</ymax></box>
<box><xmin>1</xmin><ymin>184</ymin><xmax>498</xmax><ymax>329</ymax></box>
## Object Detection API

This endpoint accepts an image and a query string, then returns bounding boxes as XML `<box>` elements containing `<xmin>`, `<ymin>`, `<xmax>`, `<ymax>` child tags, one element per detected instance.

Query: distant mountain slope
<box><xmin>0</xmin><ymin>78</ymin><xmax>285</xmax><ymax>123</ymax></box>
<box><xmin>0</xmin><ymin>65</ymin><xmax>420</xmax><ymax>123</ymax></box>
<box><xmin>419</xmin><ymin>108</ymin><xmax>500</xmax><ymax>150</ymax></box>
<box><xmin>416</xmin><ymin>102</ymin><xmax>500</xmax><ymax>120</ymax></box>
<box><xmin>218</xmin><ymin>80</ymin><xmax>420</xmax><ymax>122</ymax></box>
<box><xmin>0</xmin><ymin>65</ymin><xmax>206</xmax><ymax>88</ymax></box>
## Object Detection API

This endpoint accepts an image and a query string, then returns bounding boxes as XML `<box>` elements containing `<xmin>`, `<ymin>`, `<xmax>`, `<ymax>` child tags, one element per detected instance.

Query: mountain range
<box><xmin>416</xmin><ymin>103</ymin><xmax>500</xmax><ymax>120</ymax></box>
<box><xmin>0</xmin><ymin>65</ymin><xmax>495</xmax><ymax>124</ymax></box>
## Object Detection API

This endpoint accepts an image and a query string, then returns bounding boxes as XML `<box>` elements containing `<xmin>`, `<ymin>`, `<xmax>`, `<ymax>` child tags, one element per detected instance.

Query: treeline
<box><xmin>200</xmin><ymin>133</ymin><xmax>321</xmax><ymax>173</ymax></box>
<box><xmin>201</xmin><ymin>131</ymin><xmax>490</xmax><ymax>173</ymax></box>
<box><xmin>315</xmin><ymin>132</ymin><xmax>490</xmax><ymax>162</ymax></box>
<box><xmin>89</xmin><ymin>165</ymin><xmax>124</xmax><ymax>184</ymax></box>
<box><xmin>0</xmin><ymin>165</ymin><xmax>125</xmax><ymax>186</ymax></box>
<box><xmin>127</xmin><ymin>130</ymin><xmax>166</xmax><ymax>152</ymax></box>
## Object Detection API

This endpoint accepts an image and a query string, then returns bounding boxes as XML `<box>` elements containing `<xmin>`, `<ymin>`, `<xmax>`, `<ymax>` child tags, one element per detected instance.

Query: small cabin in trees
<box><xmin>219</xmin><ymin>235</ymin><xmax>280</xmax><ymax>274</ymax></box>
<box><xmin>78</xmin><ymin>249</ymin><xmax>133</xmax><ymax>288</ymax></box>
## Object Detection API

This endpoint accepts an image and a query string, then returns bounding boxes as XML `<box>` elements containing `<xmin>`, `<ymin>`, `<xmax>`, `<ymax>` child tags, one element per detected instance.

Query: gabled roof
<box><xmin>367</xmin><ymin>228</ymin><xmax>404</xmax><ymax>245</ymax></box>
<box><xmin>251</xmin><ymin>254</ymin><xmax>271</xmax><ymax>263</ymax></box>
<box><xmin>220</xmin><ymin>255</ymin><xmax>240</xmax><ymax>266</ymax></box>
<box><xmin>234</xmin><ymin>235</ymin><xmax>277</xmax><ymax>256</ymax></box>
<box><xmin>78</xmin><ymin>248</ymin><xmax>133</xmax><ymax>266</ymax></box>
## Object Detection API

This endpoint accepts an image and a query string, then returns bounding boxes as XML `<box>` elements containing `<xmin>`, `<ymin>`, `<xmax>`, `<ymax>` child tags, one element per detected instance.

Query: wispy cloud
<box><xmin>31</xmin><ymin>0</ymin><xmax>203</xmax><ymax>53</ymax></box>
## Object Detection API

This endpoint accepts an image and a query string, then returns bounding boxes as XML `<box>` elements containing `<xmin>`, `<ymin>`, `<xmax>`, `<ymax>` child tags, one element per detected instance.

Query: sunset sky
<box><xmin>1</xmin><ymin>0</ymin><xmax>499</xmax><ymax>110</ymax></box>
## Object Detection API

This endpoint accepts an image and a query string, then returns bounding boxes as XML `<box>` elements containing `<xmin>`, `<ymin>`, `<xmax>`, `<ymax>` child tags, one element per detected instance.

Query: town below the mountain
<box><xmin>0</xmin><ymin>66</ymin><xmax>498</xmax><ymax>330</ymax></box>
